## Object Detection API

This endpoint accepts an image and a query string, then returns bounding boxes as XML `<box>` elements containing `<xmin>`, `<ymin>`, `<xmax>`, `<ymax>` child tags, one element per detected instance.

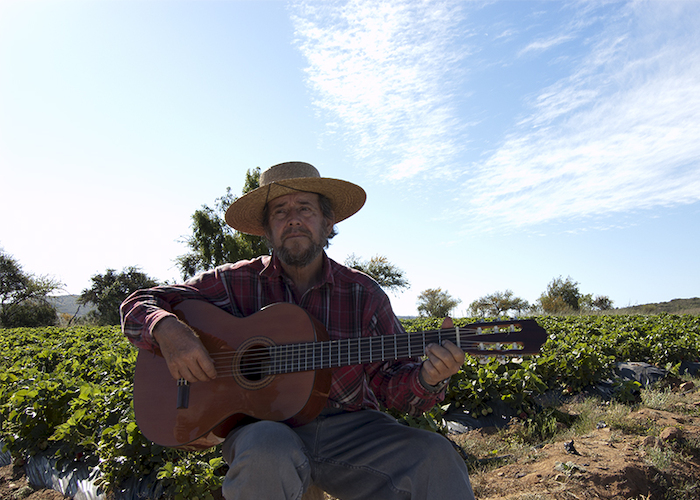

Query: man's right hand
<box><xmin>152</xmin><ymin>316</ymin><xmax>217</xmax><ymax>383</ymax></box>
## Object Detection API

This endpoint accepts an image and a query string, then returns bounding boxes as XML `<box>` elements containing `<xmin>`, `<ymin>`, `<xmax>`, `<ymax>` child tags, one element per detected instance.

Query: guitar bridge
<box><xmin>177</xmin><ymin>378</ymin><xmax>190</xmax><ymax>409</ymax></box>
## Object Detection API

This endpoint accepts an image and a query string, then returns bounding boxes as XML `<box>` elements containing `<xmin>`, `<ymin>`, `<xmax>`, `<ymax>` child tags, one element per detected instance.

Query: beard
<box><xmin>273</xmin><ymin>227</ymin><xmax>328</xmax><ymax>268</ymax></box>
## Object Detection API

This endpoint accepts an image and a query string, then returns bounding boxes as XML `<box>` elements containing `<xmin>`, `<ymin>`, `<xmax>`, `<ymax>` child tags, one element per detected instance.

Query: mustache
<box><xmin>282</xmin><ymin>227</ymin><xmax>313</xmax><ymax>239</ymax></box>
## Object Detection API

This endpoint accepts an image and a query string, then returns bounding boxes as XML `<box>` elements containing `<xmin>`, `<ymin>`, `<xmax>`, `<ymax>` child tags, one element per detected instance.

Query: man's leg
<box><xmin>294</xmin><ymin>410</ymin><xmax>475</xmax><ymax>500</ymax></box>
<box><xmin>221</xmin><ymin>420</ymin><xmax>312</xmax><ymax>500</ymax></box>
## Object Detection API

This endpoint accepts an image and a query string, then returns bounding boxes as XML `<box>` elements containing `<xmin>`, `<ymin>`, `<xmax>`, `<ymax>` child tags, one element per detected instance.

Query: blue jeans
<box><xmin>221</xmin><ymin>409</ymin><xmax>475</xmax><ymax>500</ymax></box>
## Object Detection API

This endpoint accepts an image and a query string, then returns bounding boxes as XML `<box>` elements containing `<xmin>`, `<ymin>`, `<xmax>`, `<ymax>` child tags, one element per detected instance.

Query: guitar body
<box><xmin>133</xmin><ymin>301</ymin><xmax>331</xmax><ymax>450</ymax></box>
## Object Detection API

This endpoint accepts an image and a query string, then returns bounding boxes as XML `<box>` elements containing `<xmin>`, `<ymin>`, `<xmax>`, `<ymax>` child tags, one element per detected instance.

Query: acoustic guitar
<box><xmin>133</xmin><ymin>300</ymin><xmax>548</xmax><ymax>450</ymax></box>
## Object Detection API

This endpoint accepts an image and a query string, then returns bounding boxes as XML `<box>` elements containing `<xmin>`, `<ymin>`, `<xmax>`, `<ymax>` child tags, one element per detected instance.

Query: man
<box><xmin>121</xmin><ymin>161</ymin><xmax>475</xmax><ymax>500</ymax></box>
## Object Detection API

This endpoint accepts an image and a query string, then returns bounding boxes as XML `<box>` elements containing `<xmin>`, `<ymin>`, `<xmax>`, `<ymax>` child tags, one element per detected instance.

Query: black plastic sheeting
<box><xmin>0</xmin><ymin>447</ymin><xmax>162</xmax><ymax>499</ymax></box>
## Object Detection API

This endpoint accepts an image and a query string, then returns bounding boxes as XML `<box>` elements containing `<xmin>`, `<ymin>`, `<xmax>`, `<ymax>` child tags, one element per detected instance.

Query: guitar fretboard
<box><xmin>268</xmin><ymin>329</ymin><xmax>458</xmax><ymax>375</ymax></box>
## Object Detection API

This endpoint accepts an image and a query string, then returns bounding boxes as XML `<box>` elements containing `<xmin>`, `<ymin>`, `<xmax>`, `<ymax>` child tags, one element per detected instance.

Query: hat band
<box><xmin>263</xmin><ymin>181</ymin><xmax>318</xmax><ymax>207</ymax></box>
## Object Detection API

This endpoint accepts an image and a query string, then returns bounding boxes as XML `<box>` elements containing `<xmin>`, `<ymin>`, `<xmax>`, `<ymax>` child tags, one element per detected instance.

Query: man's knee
<box><xmin>225</xmin><ymin>420</ymin><xmax>306</xmax><ymax>464</ymax></box>
<box><xmin>222</xmin><ymin>421</ymin><xmax>311</xmax><ymax>499</ymax></box>
<box><xmin>408</xmin><ymin>429</ymin><xmax>465</xmax><ymax>472</ymax></box>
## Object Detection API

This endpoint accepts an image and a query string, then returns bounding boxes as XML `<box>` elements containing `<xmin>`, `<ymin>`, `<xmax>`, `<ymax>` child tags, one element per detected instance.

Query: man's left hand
<box><xmin>421</xmin><ymin>340</ymin><xmax>465</xmax><ymax>386</ymax></box>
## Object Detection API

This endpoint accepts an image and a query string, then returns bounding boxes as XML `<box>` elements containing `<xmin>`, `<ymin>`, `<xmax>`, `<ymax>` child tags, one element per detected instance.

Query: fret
<box><xmin>270</xmin><ymin>326</ymin><xmax>481</xmax><ymax>374</ymax></box>
<box><xmin>325</xmin><ymin>341</ymin><xmax>329</xmax><ymax>369</ymax></box>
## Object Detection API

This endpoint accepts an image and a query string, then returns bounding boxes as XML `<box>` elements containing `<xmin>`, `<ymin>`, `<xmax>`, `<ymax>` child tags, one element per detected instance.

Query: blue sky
<box><xmin>1</xmin><ymin>0</ymin><xmax>698</xmax><ymax>316</ymax></box>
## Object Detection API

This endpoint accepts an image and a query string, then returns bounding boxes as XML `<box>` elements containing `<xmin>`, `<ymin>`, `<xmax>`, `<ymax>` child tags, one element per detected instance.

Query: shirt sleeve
<box><xmin>364</xmin><ymin>294</ymin><xmax>448</xmax><ymax>416</ymax></box>
<box><xmin>120</xmin><ymin>267</ymin><xmax>231</xmax><ymax>351</ymax></box>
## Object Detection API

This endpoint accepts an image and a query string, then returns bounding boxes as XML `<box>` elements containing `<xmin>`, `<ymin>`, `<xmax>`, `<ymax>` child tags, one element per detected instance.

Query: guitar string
<box><xmin>204</xmin><ymin>323</ymin><xmax>523</xmax><ymax>359</ymax></box>
<box><xmin>204</xmin><ymin>339</ymin><xmax>527</xmax><ymax>378</ymax></box>
<box><xmin>194</xmin><ymin>324</ymin><xmax>531</xmax><ymax>378</ymax></box>
<box><xmin>204</xmin><ymin>326</ymin><xmax>525</xmax><ymax>361</ymax></box>
<box><xmin>205</xmin><ymin>338</ymin><xmax>522</xmax><ymax>360</ymax></box>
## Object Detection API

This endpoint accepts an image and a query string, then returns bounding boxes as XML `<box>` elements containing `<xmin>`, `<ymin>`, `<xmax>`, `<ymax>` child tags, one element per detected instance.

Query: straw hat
<box><xmin>225</xmin><ymin>161</ymin><xmax>367</xmax><ymax>236</ymax></box>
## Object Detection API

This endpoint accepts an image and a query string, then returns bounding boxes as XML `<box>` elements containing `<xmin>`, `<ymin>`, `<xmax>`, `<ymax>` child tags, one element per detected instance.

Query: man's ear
<box><xmin>323</xmin><ymin>214</ymin><xmax>336</xmax><ymax>237</ymax></box>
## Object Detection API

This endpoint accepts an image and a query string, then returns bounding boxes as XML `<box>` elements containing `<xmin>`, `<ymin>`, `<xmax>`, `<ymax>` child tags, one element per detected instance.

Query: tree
<box><xmin>591</xmin><ymin>295</ymin><xmax>614</xmax><ymax>311</ymax></box>
<box><xmin>0</xmin><ymin>250</ymin><xmax>62</xmax><ymax>327</ymax></box>
<box><xmin>344</xmin><ymin>254</ymin><xmax>410</xmax><ymax>294</ymax></box>
<box><xmin>79</xmin><ymin>266</ymin><xmax>159</xmax><ymax>325</ymax></box>
<box><xmin>469</xmin><ymin>290</ymin><xmax>530</xmax><ymax>317</ymax></box>
<box><xmin>416</xmin><ymin>288</ymin><xmax>461</xmax><ymax>318</ymax></box>
<box><xmin>537</xmin><ymin>276</ymin><xmax>613</xmax><ymax>314</ymax></box>
<box><xmin>537</xmin><ymin>276</ymin><xmax>582</xmax><ymax>314</ymax></box>
<box><xmin>176</xmin><ymin>168</ymin><xmax>269</xmax><ymax>279</ymax></box>
<box><xmin>579</xmin><ymin>293</ymin><xmax>615</xmax><ymax>312</ymax></box>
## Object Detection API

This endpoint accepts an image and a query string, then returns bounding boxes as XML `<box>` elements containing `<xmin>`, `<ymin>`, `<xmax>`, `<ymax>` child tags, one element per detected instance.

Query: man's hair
<box><xmin>261</xmin><ymin>193</ymin><xmax>338</xmax><ymax>247</ymax></box>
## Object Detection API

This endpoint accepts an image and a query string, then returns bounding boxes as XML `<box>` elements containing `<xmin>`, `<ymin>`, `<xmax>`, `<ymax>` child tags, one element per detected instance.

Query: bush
<box><xmin>0</xmin><ymin>300</ymin><xmax>57</xmax><ymax>327</ymax></box>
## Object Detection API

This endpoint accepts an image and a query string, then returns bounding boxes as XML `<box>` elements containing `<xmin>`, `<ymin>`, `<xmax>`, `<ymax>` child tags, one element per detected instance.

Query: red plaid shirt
<box><xmin>120</xmin><ymin>253</ymin><xmax>445</xmax><ymax>416</ymax></box>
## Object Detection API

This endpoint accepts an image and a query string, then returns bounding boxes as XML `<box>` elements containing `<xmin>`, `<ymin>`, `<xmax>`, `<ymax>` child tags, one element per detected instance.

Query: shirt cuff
<box><xmin>418</xmin><ymin>369</ymin><xmax>449</xmax><ymax>393</ymax></box>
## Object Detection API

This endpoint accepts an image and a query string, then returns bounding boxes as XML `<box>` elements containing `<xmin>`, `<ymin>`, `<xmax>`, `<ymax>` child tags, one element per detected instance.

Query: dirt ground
<box><xmin>460</xmin><ymin>380</ymin><xmax>700</xmax><ymax>500</ymax></box>
<box><xmin>3</xmin><ymin>384</ymin><xmax>700</xmax><ymax>500</ymax></box>
<box><xmin>464</xmin><ymin>407</ymin><xmax>700</xmax><ymax>499</ymax></box>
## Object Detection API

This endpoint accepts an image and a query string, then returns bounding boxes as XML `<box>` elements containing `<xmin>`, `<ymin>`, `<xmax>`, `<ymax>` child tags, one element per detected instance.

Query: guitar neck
<box><xmin>266</xmin><ymin>319</ymin><xmax>543</xmax><ymax>375</ymax></box>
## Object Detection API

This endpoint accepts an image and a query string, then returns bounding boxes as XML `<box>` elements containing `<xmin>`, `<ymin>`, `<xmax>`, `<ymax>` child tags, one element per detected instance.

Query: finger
<box><xmin>184</xmin><ymin>364</ymin><xmax>210</xmax><ymax>383</ymax></box>
<box><xmin>425</xmin><ymin>345</ymin><xmax>452</xmax><ymax>376</ymax></box>
<box><xmin>440</xmin><ymin>340</ymin><xmax>467</xmax><ymax>362</ymax></box>
<box><xmin>421</xmin><ymin>357</ymin><xmax>453</xmax><ymax>386</ymax></box>
<box><xmin>199</xmin><ymin>353</ymin><xmax>218</xmax><ymax>379</ymax></box>
<box><xmin>425</xmin><ymin>343</ymin><xmax>464</xmax><ymax>377</ymax></box>
<box><xmin>190</xmin><ymin>351</ymin><xmax>217</xmax><ymax>381</ymax></box>
<box><xmin>426</xmin><ymin>343</ymin><xmax>456</xmax><ymax>365</ymax></box>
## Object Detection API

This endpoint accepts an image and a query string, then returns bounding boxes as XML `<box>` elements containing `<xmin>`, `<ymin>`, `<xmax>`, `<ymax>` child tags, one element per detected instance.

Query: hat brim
<box><xmin>225</xmin><ymin>177</ymin><xmax>366</xmax><ymax>236</ymax></box>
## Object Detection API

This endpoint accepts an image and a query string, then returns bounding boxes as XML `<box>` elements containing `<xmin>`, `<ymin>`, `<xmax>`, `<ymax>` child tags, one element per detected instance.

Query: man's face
<box><xmin>265</xmin><ymin>192</ymin><xmax>333</xmax><ymax>268</ymax></box>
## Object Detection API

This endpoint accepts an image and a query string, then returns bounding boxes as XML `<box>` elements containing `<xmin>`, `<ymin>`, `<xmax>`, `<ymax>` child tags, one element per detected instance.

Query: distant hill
<box><xmin>613</xmin><ymin>297</ymin><xmax>700</xmax><ymax>315</ymax></box>
<box><xmin>48</xmin><ymin>295</ymin><xmax>95</xmax><ymax>318</ymax></box>
<box><xmin>47</xmin><ymin>295</ymin><xmax>699</xmax><ymax>320</ymax></box>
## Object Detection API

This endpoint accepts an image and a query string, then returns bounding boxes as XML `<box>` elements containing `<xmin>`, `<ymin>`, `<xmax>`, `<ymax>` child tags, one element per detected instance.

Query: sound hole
<box><xmin>240</xmin><ymin>346</ymin><xmax>271</xmax><ymax>381</ymax></box>
<box><xmin>233</xmin><ymin>336</ymin><xmax>275</xmax><ymax>390</ymax></box>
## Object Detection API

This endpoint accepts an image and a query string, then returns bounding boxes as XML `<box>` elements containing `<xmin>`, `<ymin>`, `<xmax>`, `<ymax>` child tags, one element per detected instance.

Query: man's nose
<box><xmin>285</xmin><ymin>211</ymin><xmax>302</xmax><ymax>225</ymax></box>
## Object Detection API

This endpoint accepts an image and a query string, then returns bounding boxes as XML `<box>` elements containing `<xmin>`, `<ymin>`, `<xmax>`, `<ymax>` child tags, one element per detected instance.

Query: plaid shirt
<box><xmin>120</xmin><ymin>253</ymin><xmax>445</xmax><ymax>416</ymax></box>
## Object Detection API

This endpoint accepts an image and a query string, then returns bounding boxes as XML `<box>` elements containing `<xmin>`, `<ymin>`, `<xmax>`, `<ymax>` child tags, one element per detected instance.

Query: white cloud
<box><xmin>291</xmin><ymin>1</ymin><xmax>700</xmax><ymax>232</ymax></box>
<box><xmin>518</xmin><ymin>33</ymin><xmax>575</xmax><ymax>56</ymax></box>
<box><xmin>459</xmin><ymin>1</ymin><xmax>700</xmax><ymax>231</ymax></box>
<box><xmin>291</xmin><ymin>0</ymin><xmax>467</xmax><ymax>180</ymax></box>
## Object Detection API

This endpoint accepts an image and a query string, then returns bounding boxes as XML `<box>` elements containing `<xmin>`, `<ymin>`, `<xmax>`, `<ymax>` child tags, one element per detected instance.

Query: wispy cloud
<box><xmin>518</xmin><ymin>33</ymin><xmax>574</xmax><ymax>56</ymax></box>
<box><xmin>291</xmin><ymin>0</ymin><xmax>700</xmax><ymax>232</ymax></box>
<box><xmin>459</xmin><ymin>1</ymin><xmax>700</xmax><ymax>231</ymax></box>
<box><xmin>290</xmin><ymin>0</ymin><xmax>467</xmax><ymax>180</ymax></box>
